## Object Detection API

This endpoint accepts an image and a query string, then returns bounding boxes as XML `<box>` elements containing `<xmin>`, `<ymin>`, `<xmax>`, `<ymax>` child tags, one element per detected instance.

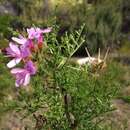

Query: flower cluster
<box><xmin>5</xmin><ymin>27</ymin><xmax>51</xmax><ymax>87</ymax></box>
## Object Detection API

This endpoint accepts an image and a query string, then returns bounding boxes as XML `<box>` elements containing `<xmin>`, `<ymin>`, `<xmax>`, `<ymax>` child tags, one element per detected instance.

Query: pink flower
<box><xmin>27</xmin><ymin>28</ymin><xmax>36</xmax><ymax>39</ymax></box>
<box><xmin>12</xmin><ymin>35</ymin><xmax>27</xmax><ymax>45</ymax></box>
<box><xmin>11</xmin><ymin>61</ymin><xmax>36</xmax><ymax>87</ymax></box>
<box><xmin>27</xmin><ymin>39</ymin><xmax>35</xmax><ymax>51</ymax></box>
<box><xmin>12</xmin><ymin>35</ymin><xmax>33</xmax><ymax>49</ymax></box>
<box><xmin>6</xmin><ymin>42</ymin><xmax>31</xmax><ymax>68</ymax></box>
<box><xmin>27</xmin><ymin>27</ymin><xmax>52</xmax><ymax>40</ymax></box>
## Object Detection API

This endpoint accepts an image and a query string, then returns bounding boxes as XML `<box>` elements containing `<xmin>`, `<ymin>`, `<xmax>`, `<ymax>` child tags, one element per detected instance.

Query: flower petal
<box><xmin>23</xmin><ymin>73</ymin><xmax>30</xmax><ymax>86</ymax></box>
<box><xmin>15</xmin><ymin>82</ymin><xmax>20</xmax><ymax>87</ymax></box>
<box><xmin>20</xmin><ymin>46</ymin><xmax>31</xmax><ymax>58</ymax></box>
<box><xmin>12</xmin><ymin>37</ymin><xmax>27</xmax><ymax>45</ymax></box>
<box><xmin>9</xmin><ymin>43</ymin><xmax>20</xmax><ymax>55</ymax></box>
<box><xmin>11</xmin><ymin>68</ymin><xmax>25</xmax><ymax>74</ymax></box>
<box><xmin>27</xmin><ymin>28</ymin><xmax>36</xmax><ymax>39</ymax></box>
<box><xmin>7</xmin><ymin>58</ymin><xmax>21</xmax><ymax>68</ymax></box>
<box><xmin>42</xmin><ymin>27</ymin><xmax>52</xmax><ymax>33</ymax></box>
<box><xmin>15</xmin><ymin>77</ymin><xmax>24</xmax><ymax>87</ymax></box>
<box><xmin>24</xmin><ymin>60</ymin><xmax>36</xmax><ymax>75</ymax></box>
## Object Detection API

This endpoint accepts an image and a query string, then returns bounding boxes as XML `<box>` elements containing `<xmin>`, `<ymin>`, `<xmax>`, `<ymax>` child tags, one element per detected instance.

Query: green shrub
<box><xmin>0</xmin><ymin>25</ymin><xmax>124</xmax><ymax>130</ymax></box>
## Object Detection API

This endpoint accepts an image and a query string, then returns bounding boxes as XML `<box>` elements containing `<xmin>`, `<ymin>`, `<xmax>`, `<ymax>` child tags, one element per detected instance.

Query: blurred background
<box><xmin>0</xmin><ymin>0</ymin><xmax>130</xmax><ymax>54</ymax></box>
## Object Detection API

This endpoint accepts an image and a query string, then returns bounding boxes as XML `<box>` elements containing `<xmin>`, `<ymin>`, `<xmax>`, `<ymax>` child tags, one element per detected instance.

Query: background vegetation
<box><xmin>0</xmin><ymin>0</ymin><xmax>124</xmax><ymax>52</ymax></box>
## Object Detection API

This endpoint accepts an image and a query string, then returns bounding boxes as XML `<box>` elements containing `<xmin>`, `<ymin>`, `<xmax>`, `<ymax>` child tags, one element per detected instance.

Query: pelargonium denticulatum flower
<box><xmin>27</xmin><ymin>27</ymin><xmax>52</xmax><ymax>49</ymax></box>
<box><xmin>27</xmin><ymin>27</ymin><xmax>52</xmax><ymax>40</ymax></box>
<box><xmin>6</xmin><ymin>42</ymin><xmax>31</xmax><ymax>68</ymax></box>
<box><xmin>12</xmin><ymin>36</ymin><xmax>35</xmax><ymax>51</ymax></box>
<box><xmin>5</xmin><ymin>26</ymin><xmax>51</xmax><ymax>87</ymax></box>
<box><xmin>12</xmin><ymin>35</ymin><xmax>27</xmax><ymax>45</ymax></box>
<box><xmin>11</xmin><ymin>60</ymin><xmax>36</xmax><ymax>87</ymax></box>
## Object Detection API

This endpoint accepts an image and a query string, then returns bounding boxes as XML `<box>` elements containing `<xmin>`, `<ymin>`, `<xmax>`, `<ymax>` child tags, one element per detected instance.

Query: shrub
<box><xmin>0</xmin><ymin>25</ymin><xmax>123</xmax><ymax>130</ymax></box>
